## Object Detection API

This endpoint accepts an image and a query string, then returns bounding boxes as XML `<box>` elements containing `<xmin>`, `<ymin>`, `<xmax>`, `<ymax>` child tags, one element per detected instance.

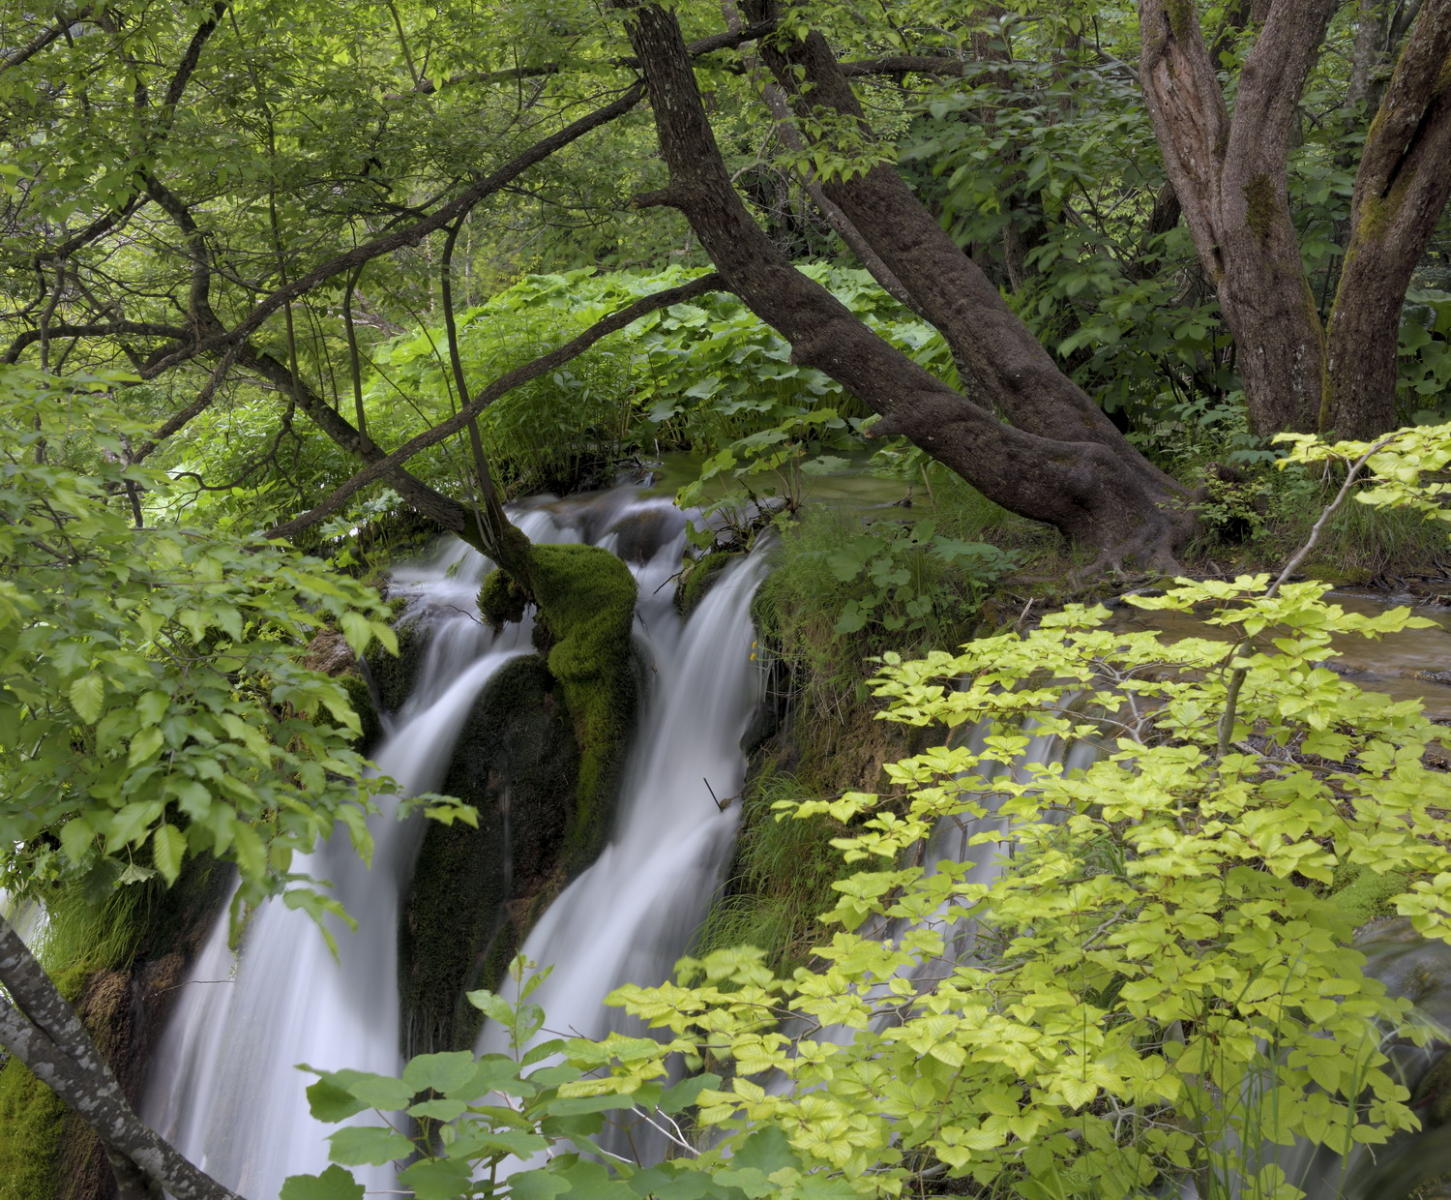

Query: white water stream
<box><xmin>142</xmin><ymin>491</ymin><xmax>768</xmax><ymax>1193</ymax></box>
<box><xmin>477</xmin><ymin>549</ymin><xmax>768</xmax><ymax>1053</ymax></box>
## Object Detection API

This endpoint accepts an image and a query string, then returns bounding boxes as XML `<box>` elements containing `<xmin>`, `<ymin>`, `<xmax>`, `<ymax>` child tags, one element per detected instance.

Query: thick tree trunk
<box><xmin>619</xmin><ymin>2</ymin><xmax>1192</xmax><ymax>567</ymax></box>
<box><xmin>742</xmin><ymin>5</ymin><xmax>1178</xmax><ymax>498</ymax></box>
<box><xmin>0</xmin><ymin>917</ymin><xmax>241</xmax><ymax>1200</ymax></box>
<box><xmin>1325</xmin><ymin>0</ymin><xmax>1451</xmax><ymax>436</ymax></box>
<box><xmin>1138</xmin><ymin>0</ymin><xmax>1338</xmax><ymax>435</ymax></box>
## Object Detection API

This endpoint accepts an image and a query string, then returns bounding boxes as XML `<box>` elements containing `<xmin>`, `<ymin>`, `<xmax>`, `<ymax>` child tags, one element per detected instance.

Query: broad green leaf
<box><xmin>326</xmin><ymin>1125</ymin><xmax>414</xmax><ymax>1166</ymax></box>
<box><xmin>58</xmin><ymin>817</ymin><xmax>94</xmax><ymax>864</ymax></box>
<box><xmin>306</xmin><ymin>1076</ymin><xmax>368</xmax><ymax>1123</ymax></box>
<box><xmin>279</xmin><ymin>1166</ymin><xmax>365</xmax><ymax>1200</ymax></box>
<box><xmin>402</xmin><ymin>1050</ymin><xmax>478</xmax><ymax>1096</ymax></box>
<box><xmin>152</xmin><ymin>823</ymin><xmax>186</xmax><ymax>885</ymax></box>
<box><xmin>127</xmin><ymin>725</ymin><xmax>164</xmax><ymax>768</ymax></box>
<box><xmin>397</xmin><ymin>1158</ymin><xmax>474</xmax><ymax>1200</ymax></box>
<box><xmin>69</xmin><ymin>673</ymin><xmax>105</xmax><ymax>723</ymax></box>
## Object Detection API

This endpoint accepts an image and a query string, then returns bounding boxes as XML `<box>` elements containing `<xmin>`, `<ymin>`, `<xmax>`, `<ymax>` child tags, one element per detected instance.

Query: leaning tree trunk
<box><xmin>1138</xmin><ymin>0</ymin><xmax>1338</xmax><ymax>436</ymax></box>
<box><xmin>616</xmin><ymin>1</ymin><xmax>1193</xmax><ymax>569</ymax></box>
<box><xmin>1325</xmin><ymin>0</ymin><xmax>1451</xmax><ymax>437</ymax></box>
<box><xmin>0</xmin><ymin>916</ymin><xmax>243</xmax><ymax>1200</ymax></box>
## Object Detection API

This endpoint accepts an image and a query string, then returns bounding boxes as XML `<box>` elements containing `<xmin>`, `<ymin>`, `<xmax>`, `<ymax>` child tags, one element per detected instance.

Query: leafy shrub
<box><xmin>754</xmin><ymin>505</ymin><xmax>1019</xmax><ymax>713</ymax></box>
<box><xmin>599</xmin><ymin>575</ymin><xmax>1451</xmax><ymax>1200</ymax></box>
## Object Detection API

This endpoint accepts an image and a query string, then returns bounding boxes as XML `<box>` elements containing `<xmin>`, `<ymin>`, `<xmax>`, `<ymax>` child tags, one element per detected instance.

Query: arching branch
<box><xmin>263</xmin><ymin>272</ymin><xmax>723</xmax><ymax>543</ymax></box>
<box><xmin>142</xmin><ymin>82</ymin><xmax>648</xmax><ymax>379</ymax></box>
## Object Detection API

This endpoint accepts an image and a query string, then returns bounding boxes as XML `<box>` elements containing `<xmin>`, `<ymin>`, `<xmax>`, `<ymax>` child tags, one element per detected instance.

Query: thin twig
<box><xmin>1215</xmin><ymin>432</ymin><xmax>1402</xmax><ymax>756</ymax></box>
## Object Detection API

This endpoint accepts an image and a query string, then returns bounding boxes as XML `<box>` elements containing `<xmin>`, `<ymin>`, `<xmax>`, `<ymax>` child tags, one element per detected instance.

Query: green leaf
<box><xmin>232</xmin><ymin>821</ymin><xmax>266</xmax><ymax>882</ymax></box>
<box><xmin>326</xmin><ymin>1125</ymin><xmax>414</xmax><ymax>1166</ymax></box>
<box><xmin>152</xmin><ymin>823</ymin><xmax>186</xmax><ymax>885</ymax></box>
<box><xmin>508</xmin><ymin>1168</ymin><xmax>572</xmax><ymax>1200</ymax></box>
<box><xmin>402</xmin><ymin>1050</ymin><xmax>478</xmax><ymax>1096</ymax></box>
<box><xmin>318</xmin><ymin>1069</ymin><xmax>415</xmax><ymax>1113</ymax></box>
<box><xmin>135</xmin><ymin>689</ymin><xmax>169</xmax><ymax>726</ymax></box>
<box><xmin>305</xmin><ymin>1075</ymin><xmax>369</xmax><ymax>1123</ymax></box>
<box><xmin>340</xmin><ymin>612</ymin><xmax>373</xmax><ymax>655</ymax></box>
<box><xmin>406</xmin><ymin>1097</ymin><xmax>468</xmax><ymax>1121</ymax></box>
<box><xmin>69</xmin><ymin>673</ymin><xmax>105</xmax><ymax>723</ymax></box>
<box><xmin>279</xmin><ymin>1166</ymin><xmax>365</xmax><ymax>1200</ymax></box>
<box><xmin>127</xmin><ymin>725</ymin><xmax>164</xmax><ymax>768</ymax></box>
<box><xmin>397</xmin><ymin>1158</ymin><xmax>474</xmax><ymax>1200</ymax></box>
<box><xmin>657</xmin><ymin>1072</ymin><xmax>722</xmax><ymax>1115</ymax></box>
<box><xmin>732</xmin><ymin>1126</ymin><xmax>797</xmax><ymax>1176</ymax></box>
<box><xmin>58</xmin><ymin>817</ymin><xmax>94</xmax><ymax>864</ymax></box>
<box><xmin>543</xmin><ymin>1092</ymin><xmax>639</xmax><ymax>1115</ymax></box>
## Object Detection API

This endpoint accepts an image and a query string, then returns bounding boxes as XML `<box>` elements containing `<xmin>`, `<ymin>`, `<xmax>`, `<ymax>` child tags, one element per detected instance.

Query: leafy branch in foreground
<box><xmin>288</xmin><ymin>423</ymin><xmax>1451</xmax><ymax>1200</ymax></box>
<box><xmin>0</xmin><ymin>363</ymin><xmax>402</xmax><ymax>1199</ymax></box>
<box><xmin>582</xmin><ymin>438</ymin><xmax>1451</xmax><ymax>1200</ymax></box>
<box><xmin>285</xmin><ymin>958</ymin><xmax>814</xmax><ymax>1200</ymax></box>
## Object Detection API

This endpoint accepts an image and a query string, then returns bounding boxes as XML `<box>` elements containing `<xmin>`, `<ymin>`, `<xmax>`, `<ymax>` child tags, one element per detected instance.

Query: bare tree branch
<box><xmin>0</xmin><ymin>9</ymin><xmax>93</xmax><ymax>72</ymax></box>
<box><xmin>4</xmin><ymin>322</ymin><xmax>190</xmax><ymax>364</ymax></box>
<box><xmin>395</xmin><ymin>21</ymin><xmax>775</xmax><ymax>93</ymax></box>
<box><xmin>142</xmin><ymin>83</ymin><xmax>648</xmax><ymax>379</ymax></box>
<box><xmin>263</xmin><ymin>273</ymin><xmax>723</xmax><ymax>542</ymax></box>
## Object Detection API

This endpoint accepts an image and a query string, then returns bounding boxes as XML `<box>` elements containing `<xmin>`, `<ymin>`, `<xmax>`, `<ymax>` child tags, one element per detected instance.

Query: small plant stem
<box><xmin>1215</xmin><ymin>433</ymin><xmax>1401</xmax><ymax>756</ymax></box>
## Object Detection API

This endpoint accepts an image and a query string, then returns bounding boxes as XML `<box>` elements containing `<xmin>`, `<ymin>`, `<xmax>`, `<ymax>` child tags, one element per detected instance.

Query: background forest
<box><xmin>2</xmin><ymin>1</ymin><xmax>1451</xmax><ymax>1199</ymax></box>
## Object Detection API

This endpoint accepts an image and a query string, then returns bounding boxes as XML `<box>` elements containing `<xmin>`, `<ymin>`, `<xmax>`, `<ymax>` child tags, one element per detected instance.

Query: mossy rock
<box><xmin>480</xmin><ymin>542</ymin><xmax>638</xmax><ymax>868</ymax></box>
<box><xmin>1332</xmin><ymin>864</ymin><xmax>1410</xmax><ymax>928</ymax></box>
<box><xmin>530</xmin><ymin>543</ymin><xmax>638</xmax><ymax>865</ymax></box>
<box><xmin>479</xmin><ymin>569</ymin><xmax>527</xmax><ymax>629</ymax></box>
<box><xmin>399</xmin><ymin>655</ymin><xmax>581</xmax><ymax>1056</ymax></box>
<box><xmin>676</xmin><ymin>550</ymin><xmax>734</xmax><ymax>618</ymax></box>
<box><xmin>363</xmin><ymin>618</ymin><xmax>428</xmax><ymax>718</ymax></box>
<box><xmin>338</xmin><ymin>671</ymin><xmax>382</xmax><ymax>753</ymax></box>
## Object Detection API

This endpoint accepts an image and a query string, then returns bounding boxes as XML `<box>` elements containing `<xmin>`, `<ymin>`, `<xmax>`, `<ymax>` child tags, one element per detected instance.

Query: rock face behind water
<box><xmin>398</xmin><ymin>654</ymin><xmax>582</xmax><ymax>1057</ymax></box>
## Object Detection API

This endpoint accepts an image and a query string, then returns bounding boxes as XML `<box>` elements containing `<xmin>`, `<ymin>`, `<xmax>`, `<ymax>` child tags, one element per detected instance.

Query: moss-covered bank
<box><xmin>0</xmin><ymin>858</ymin><xmax>230</xmax><ymax>1200</ymax></box>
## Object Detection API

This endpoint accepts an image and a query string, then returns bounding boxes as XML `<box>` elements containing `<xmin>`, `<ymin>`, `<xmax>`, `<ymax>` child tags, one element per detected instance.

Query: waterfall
<box><xmin>475</xmin><ymin>547</ymin><xmax>768</xmax><ymax>1041</ymax></box>
<box><xmin>141</xmin><ymin>490</ymin><xmax>768</xmax><ymax>1191</ymax></box>
<box><xmin>475</xmin><ymin>544</ymin><xmax>769</xmax><ymax>1158</ymax></box>
<box><xmin>784</xmin><ymin>710</ymin><xmax>1104</xmax><ymax>1061</ymax></box>
<box><xmin>141</xmin><ymin>508</ymin><xmax>560</xmax><ymax>1195</ymax></box>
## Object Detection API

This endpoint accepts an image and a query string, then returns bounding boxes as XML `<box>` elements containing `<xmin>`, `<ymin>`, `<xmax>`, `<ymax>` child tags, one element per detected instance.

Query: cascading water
<box><xmin>141</xmin><ymin>508</ymin><xmax>563</xmax><ymax>1195</ymax></box>
<box><xmin>780</xmin><ymin>710</ymin><xmax>1104</xmax><ymax>1062</ymax></box>
<box><xmin>475</xmin><ymin>540</ymin><xmax>769</xmax><ymax>1159</ymax></box>
<box><xmin>141</xmin><ymin>490</ymin><xmax>769</xmax><ymax>1190</ymax></box>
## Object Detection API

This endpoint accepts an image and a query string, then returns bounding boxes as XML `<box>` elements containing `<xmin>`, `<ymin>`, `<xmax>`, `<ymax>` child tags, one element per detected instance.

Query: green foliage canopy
<box><xmin>0</xmin><ymin>365</ymin><xmax>397</xmax><ymax>919</ymax></box>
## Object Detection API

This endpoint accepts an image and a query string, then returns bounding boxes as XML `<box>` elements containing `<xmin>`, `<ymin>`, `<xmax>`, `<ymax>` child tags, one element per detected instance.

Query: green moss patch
<box><xmin>482</xmin><ymin>543</ymin><xmax>638</xmax><ymax>867</ymax></box>
<box><xmin>1332</xmin><ymin>865</ymin><xmax>1410</xmax><ymax>928</ymax></box>
<box><xmin>363</xmin><ymin>617</ymin><xmax>428</xmax><ymax>717</ymax></box>
<box><xmin>0</xmin><ymin>858</ymin><xmax>230</xmax><ymax>1200</ymax></box>
<box><xmin>0</xmin><ymin>1058</ymin><xmax>69</xmax><ymax>1200</ymax></box>
<box><xmin>676</xmin><ymin>550</ymin><xmax>734</xmax><ymax>618</ymax></box>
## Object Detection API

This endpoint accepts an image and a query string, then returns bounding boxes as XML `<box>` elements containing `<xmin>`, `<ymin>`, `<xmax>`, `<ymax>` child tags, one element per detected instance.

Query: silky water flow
<box><xmin>142</xmin><ymin>492</ymin><xmax>769</xmax><ymax>1193</ymax></box>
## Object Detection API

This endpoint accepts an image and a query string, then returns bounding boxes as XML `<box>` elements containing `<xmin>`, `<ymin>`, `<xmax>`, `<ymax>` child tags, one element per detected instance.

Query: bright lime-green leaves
<box><xmin>593</xmin><ymin>566</ymin><xmax>1448</xmax><ymax>1198</ymax></box>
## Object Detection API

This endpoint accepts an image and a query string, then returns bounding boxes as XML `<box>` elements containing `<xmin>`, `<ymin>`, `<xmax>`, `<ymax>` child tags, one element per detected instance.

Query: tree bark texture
<box><xmin>1141</xmin><ymin>0</ymin><xmax>1451</xmax><ymax>439</ymax></box>
<box><xmin>619</xmin><ymin>2</ymin><xmax>1193</xmax><ymax>567</ymax></box>
<box><xmin>1326</xmin><ymin>0</ymin><xmax>1451</xmax><ymax>435</ymax></box>
<box><xmin>1139</xmin><ymin>0</ymin><xmax>1338</xmax><ymax>435</ymax></box>
<box><xmin>0</xmin><ymin>916</ymin><xmax>242</xmax><ymax>1200</ymax></box>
